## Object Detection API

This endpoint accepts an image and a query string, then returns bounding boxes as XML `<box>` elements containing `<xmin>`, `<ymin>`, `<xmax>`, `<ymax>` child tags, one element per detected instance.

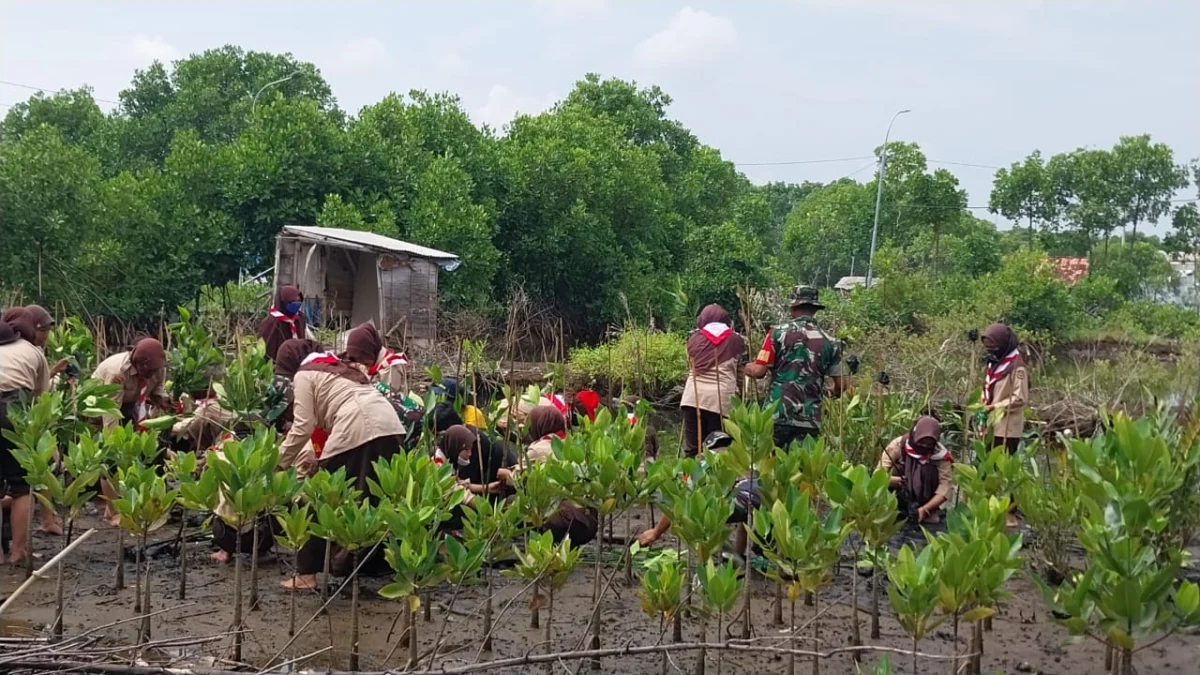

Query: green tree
<box><xmin>989</xmin><ymin>151</ymin><xmax>1059</xmax><ymax>247</ymax></box>
<box><xmin>1165</xmin><ymin>201</ymin><xmax>1200</xmax><ymax>308</ymax></box>
<box><xmin>1109</xmin><ymin>134</ymin><xmax>1190</xmax><ymax>238</ymax></box>
<box><xmin>782</xmin><ymin>179</ymin><xmax>875</xmax><ymax>286</ymax></box>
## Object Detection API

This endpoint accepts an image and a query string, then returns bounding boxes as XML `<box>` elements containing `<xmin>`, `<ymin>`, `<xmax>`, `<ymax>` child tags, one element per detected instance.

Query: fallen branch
<box><xmin>0</xmin><ymin>529</ymin><xmax>97</xmax><ymax>616</ymax></box>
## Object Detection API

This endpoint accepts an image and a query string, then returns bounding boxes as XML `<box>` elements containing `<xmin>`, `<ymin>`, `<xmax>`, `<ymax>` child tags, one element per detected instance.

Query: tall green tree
<box><xmin>989</xmin><ymin>151</ymin><xmax>1059</xmax><ymax>247</ymax></box>
<box><xmin>1109</xmin><ymin>134</ymin><xmax>1190</xmax><ymax>237</ymax></box>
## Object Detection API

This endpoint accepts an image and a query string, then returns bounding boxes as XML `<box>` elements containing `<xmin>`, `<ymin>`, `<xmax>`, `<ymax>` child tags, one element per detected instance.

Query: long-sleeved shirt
<box><xmin>988</xmin><ymin>365</ymin><xmax>1029</xmax><ymax>440</ymax></box>
<box><xmin>93</xmin><ymin>351</ymin><xmax>168</xmax><ymax>429</ymax></box>
<box><xmin>880</xmin><ymin>436</ymin><xmax>953</xmax><ymax>502</ymax></box>
<box><xmin>278</xmin><ymin>369</ymin><xmax>406</xmax><ymax>469</ymax></box>
<box><xmin>0</xmin><ymin>338</ymin><xmax>51</xmax><ymax>397</ymax></box>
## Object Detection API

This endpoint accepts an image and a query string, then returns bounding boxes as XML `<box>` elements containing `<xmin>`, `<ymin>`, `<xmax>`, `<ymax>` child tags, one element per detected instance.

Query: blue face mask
<box><xmin>284</xmin><ymin>301</ymin><xmax>303</xmax><ymax>316</ymax></box>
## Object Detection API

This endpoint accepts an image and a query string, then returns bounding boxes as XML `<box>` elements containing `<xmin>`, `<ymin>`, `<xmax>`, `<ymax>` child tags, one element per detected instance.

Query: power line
<box><xmin>928</xmin><ymin>159</ymin><xmax>1002</xmax><ymax>170</ymax></box>
<box><xmin>0</xmin><ymin>79</ymin><xmax>120</xmax><ymax>105</ymax></box>
<box><xmin>735</xmin><ymin>156</ymin><xmax>873</xmax><ymax>167</ymax></box>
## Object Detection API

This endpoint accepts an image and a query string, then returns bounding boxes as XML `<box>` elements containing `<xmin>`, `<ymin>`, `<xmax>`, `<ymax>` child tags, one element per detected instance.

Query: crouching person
<box><xmin>208</xmin><ymin>432</ymin><xmax>279</xmax><ymax>563</ymax></box>
<box><xmin>880</xmin><ymin>416</ymin><xmax>953</xmax><ymax>525</ymax></box>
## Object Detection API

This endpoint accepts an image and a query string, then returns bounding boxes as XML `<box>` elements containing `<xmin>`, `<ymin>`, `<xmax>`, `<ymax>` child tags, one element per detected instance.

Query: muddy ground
<box><xmin>3</xmin><ymin>507</ymin><xmax>1198</xmax><ymax>675</ymax></box>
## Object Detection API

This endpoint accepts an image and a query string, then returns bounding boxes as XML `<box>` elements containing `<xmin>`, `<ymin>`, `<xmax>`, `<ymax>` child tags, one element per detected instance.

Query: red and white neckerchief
<box><xmin>368</xmin><ymin>349</ymin><xmax>408</xmax><ymax>377</ymax></box>
<box><xmin>627</xmin><ymin>412</ymin><xmax>638</xmax><ymax>426</ymax></box>
<box><xmin>541</xmin><ymin>431</ymin><xmax>566</xmax><ymax>441</ymax></box>
<box><xmin>133</xmin><ymin>381</ymin><xmax>150</xmax><ymax>431</ymax></box>
<box><xmin>301</xmin><ymin>351</ymin><xmax>341</xmax><ymax>366</ymax></box>
<box><xmin>904</xmin><ymin>439</ymin><xmax>952</xmax><ymax>464</ymax></box>
<box><xmin>982</xmin><ymin>349</ymin><xmax>1021</xmax><ymax>405</ymax></box>
<box><xmin>433</xmin><ymin>448</ymin><xmax>448</xmax><ymax>465</ymax></box>
<box><xmin>698</xmin><ymin>322</ymin><xmax>732</xmax><ymax>345</ymax></box>
<box><xmin>542</xmin><ymin>393</ymin><xmax>570</xmax><ymax>416</ymax></box>
<box><xmin>311</xmin><ymin>427</ymin><xmax>329</xmax><ymax>457</ymax></box>
<box><xmin>268</xmin><ymin>307</ymin><xmax>300</xmax><ymax>339</ymax></box>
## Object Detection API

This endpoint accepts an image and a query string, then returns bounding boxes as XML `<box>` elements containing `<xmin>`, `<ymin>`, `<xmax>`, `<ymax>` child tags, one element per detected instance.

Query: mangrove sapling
<box><xmin>929</xmin><ymin>532</ymin><xmax>987</xmax><ymax>675</ymax></box>
<box><xmin>506</xmin><ymin>530</ymin><xmax>583</xmax><ymax>670</ymax></box>
<box><xmin>1</xmin><ymin>391</ymin><xmax>65</xmax><ymax>578</ymax></box>
<box><xmin>300</xmin><ymin>468</ymin><xmax>361</xmax><ymax>605</ymax></box>
<box><xmin>1015</xmin><ymin>452</ymin><xmax>1081</xmax><ymax>586</ymax></box>
<box><xmin>212</xmin><ymin>339</ymin><xmax>274</xmax><ymax>421</ymax></box>
<box><xmin>373</xmin><ymin>447</ymin><xmax>462</xmax><ymax>667</ymax></box>
<box><xmin>166</xmin><ymin>305</ymin><xmax>224</xmax><ymax>401</ymax></box>
<box><xmin>461</xmin><ymin>495</ymin><xmax>525</xmax><ymax>652</ymax></box>
<box><xmin>955</xmin><ymin>498</ymin><xmax>1022</xmax><ymax>675</ymax></box>
<box><xmin>275</xmin><ymin>505</ymin><xmax>313</xmax><ymax>641</ymax></box>
<box><xmin>886</xmin><ymin>544</ymin><xmax>945</xmax><ymax>675</ymax></box>
<box><xmin>112</xmin><ymin>463</ymin><xmax>178</xmax><ymax>645</ymax></box>
<box><xmin>697</xmin><ymin>559</ymin><xmax>742</xmax><ymax>675</ymax></box>
<box><xmin>169</xmin><ymin>451</ymin><xmax>219</xmax><ymax>601</ymax></box>
<box><xmin>637</xmin><ymin>548</ymin><xmax>686</xmax><ymax>675</ymax></box>
<box><xmin>721</xmin><ymin>398</ymin><xmax>779</xmax><ymax>639</ymax></box>
<box><xmin>321</xmin><ymin>499</ymin><xmax>390</xmax><ymax>671</ymax></box>
<box><xmin>513</xmin><ymin>456</ymin><xmax>566</xmax><ymax>630</ymax></box>
<box><xmin>752</xmin><ymin>485</ymin><xmax>850</xmax><ymax>675</ymax></box>
<box><xmin>431</xmin><ymin>535</ymin><xmax>487</xmax><ymax>666</ymax></box>
<box><xmin>99</xmin><ymin>425</ymin><xmax>162</xmax><ymax>591</ymax></box>
<box><xmin>659</xmin><ymin>469</ymin><xmax>736</xmax><ymax>675</ymax></box>
<box><xmin>824</xmin><ymin>464</ymin><xmax>902</xmax><ymax>660</ymax></box>
<box><xmin>37</xmin><ymin>434</ymin><xmax>105</xmax><ymax>641</ymax></box>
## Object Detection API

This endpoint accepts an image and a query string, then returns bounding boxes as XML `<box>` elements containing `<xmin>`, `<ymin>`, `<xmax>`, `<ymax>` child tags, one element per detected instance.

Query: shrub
<box><xmin>568</xmin><ymin>328</ymin><xmax>687</xmax><ymax>394</ymax></box>
<box><xmin>973</xmin><ymin>250</ymin><xmax>1078</xmax><ymax>343</ymax></box>
<box><xmin>1103</xmin><ymin>300</ymin><xmax>1200</xmax><ymax>341</ymax></box>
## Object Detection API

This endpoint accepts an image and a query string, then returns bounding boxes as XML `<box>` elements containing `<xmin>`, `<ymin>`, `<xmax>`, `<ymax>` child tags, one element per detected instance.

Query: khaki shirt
<box><xmin>93</xmin><ymin>351</ymin><xmax>168</xmax><ymax>428</ymax></box>
<box><xmin>989</xmin><ymin>365</ymin><xmax>1029</xmax><ymax>440</ymax></box>
<box><xmin>171</xmin><ymin>398</ymin><xmax>236</xmax><ymax>439</ymax></box>
<box><xmin>0</xmin><ymin>339</ymin><xmax>51</xmax><ymax>396</ymax></box>
<box><xmin>279</xmin><ymin>370</ymin><xmax>406</xmax><ymax>469</ymax></box>
<box><xmin>370</xmin><ymin>347</ymin><xmax>408</xmax><ymax>394</ymax></box>
<box><xmin>880</xmin><ymin>436</ymin><xmax>953</xmax><ymax>501</ymax></box>
<box><xmin>680</xmin><ymin>357</ymin><xmax>740</xmax><ymax>416</ymax></box>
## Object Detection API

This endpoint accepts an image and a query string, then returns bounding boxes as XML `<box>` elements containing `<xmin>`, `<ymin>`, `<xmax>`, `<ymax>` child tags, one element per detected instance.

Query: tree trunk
<box><xmin>320</xmin><ymin>539</ymin><xmax>332</xmax><ymax>613</ymax></box>
<box><xmin>249</xmin><ymin>520</ymin><xmax>260</xmax><ymax>611</ymax></box>
<box><xmin>695</xmin><ymin>609</ymin><xmax>707</xmax><ymax>675</ymax></box>
<box><xmin>543</xmin><ymin>585</ymin><xmax>554</xmax><ymax>675</ymax></box>
<box><xmin>850</xmin><ymin>546</ymin><xmax>861</xmax><ymax>662</ymax></box>
<box><xmin>811</xmin><ymin>593</ymin><xmax>821</xmax><ymax>675</ymax></box>
<box><xmin>589</xmin><ymin>513</ymin><xmax>604</xmax><ymax>670</ymax></box>
<box><xmin>233</xmin><ymin>525</ymin><xmax>243</xmax><ymax>663</ymax></box>
<box><xmin>140</xmin><ymin>531</ymin><xmax>151</xmax><ymax>644</ymax></box>
<box><xmin>52</xmin><ymin>525</ymin><xmax>67</xmax><ymax>642</ymax></box>
<box><xmin>134</xmin><ymin>532</ymin><xmax>143</xmax><ymax>614</ymax></box>
<box><xmin>531</xmin><ymin>579</ymin><xmax>541</xmax><ymax>629</ymax></box>
<box><xmin>870</xmin><ymin>566</ymin><xmax>881</xmax><ymax>639</ymax></box>
<box><xmin>424</xmin><ymin>591</ymin><xmax>432</xmax><ymax>622</ymax></box>
<box><xmin>1120</xmin><ymin>647</ymin><xmax>1132</xmax><ymax>675</ymax></box>
<box><xmin>409</xmin><ymin>601</ymin><xmax>419</xmax><ymax>669</ymax></box>
<box><xmin>740</xmin><ymin>519</ymin><xmax>752</xmax><ymax>638</ymax></box>
<box><xmin>1104</xmin><ymin>639</ymin><xmax>1114</xmax><ymax>672</ymax></box>
<box><xmin>773</xmin><ymin>581</ymin><xmax>783</xmax><ymax>626</ymax></box>
<box><xmin>177</xmin><ymin>510</ymin><xmax>187</xmax><ymax>601</ymax></box>
<box><xmin>970</xmin><ymin>621</ymin><xmax>982</xmax><ymax>675</ymax></box>
<box><xmin>23</xmin><ymin>498</ymin><xmax>34</xmax><ymax>579</ymax></box>
<box><xmin>912</xmin><ymin>637</ymin><xmax>918</xmax><ymax>675</ymax></box>
<box><xmin>350</xmin><ymin>551</ymin><xmax>360</xmax><ymax>671</ymax></box>
<box><xmin>289</xmin><ymin>551</ymin><xmax>298</xmax><ymax>638</ymax></box>
<box><xmin>787</xmin><ymin>597</ymin><xmax>796</xmax><ymax>675</ymax></box>
<box><xmin>950</xmin><ymin>613</ymin><xmax>959</xmax><ymax>675</ymax></box>
<box><xmin>624</xmin><ymin>514</ymin><xmax>634</xmax><ymax>585</ymax></box>
<box><xmin>482</xmin><ymin>564</ymin><xmax>494</xmax><ymax>652</ymax></box>
<box><xmin>115</xmin><ymin>529</ymin><xmax>125</xmax><ymax>590</ymax></box>
<box><xmin>660</xmin><ymin>618</ymin><xmax>669</xmax><ymax>675</ymax></box>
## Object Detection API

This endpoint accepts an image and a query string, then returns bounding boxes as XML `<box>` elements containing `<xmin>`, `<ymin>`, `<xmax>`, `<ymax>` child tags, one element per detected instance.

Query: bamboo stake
<box><xmin>0</xmin><ymin>529</ymin><xmax>96</xmax><ymax>616</ymax></box>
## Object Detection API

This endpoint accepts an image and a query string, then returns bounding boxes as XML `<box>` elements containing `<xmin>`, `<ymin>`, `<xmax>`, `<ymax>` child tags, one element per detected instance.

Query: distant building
<box><xmin>1050</xmin><ymin>257</ymin><xmax>1089</xmax><ymax>286</ymax></box>
<box><xmin>834</xmin><ymin>276</ymin><xmax>874</xmax><ymax>295</ymax></box>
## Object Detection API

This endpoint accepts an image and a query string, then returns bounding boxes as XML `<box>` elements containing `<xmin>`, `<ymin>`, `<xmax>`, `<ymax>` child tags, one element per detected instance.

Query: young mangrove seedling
<box><xmin>112</xmin><ymin>462</ymin><xmax>178</xmax><ymax>645</ymax></box>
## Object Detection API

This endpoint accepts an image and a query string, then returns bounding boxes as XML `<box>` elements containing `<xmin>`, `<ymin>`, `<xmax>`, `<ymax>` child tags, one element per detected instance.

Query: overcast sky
<box><xmin>2</xmin><ymin>1</ymin><xmax>1197</xmax><ymax>231</ymax></box>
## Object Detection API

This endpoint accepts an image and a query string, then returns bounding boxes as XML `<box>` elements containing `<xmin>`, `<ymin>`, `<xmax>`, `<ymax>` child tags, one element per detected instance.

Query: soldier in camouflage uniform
<box><xmin>745</xmin><ymin>286</ymin><xmax>847</xmax><ymax>449</ymax></box>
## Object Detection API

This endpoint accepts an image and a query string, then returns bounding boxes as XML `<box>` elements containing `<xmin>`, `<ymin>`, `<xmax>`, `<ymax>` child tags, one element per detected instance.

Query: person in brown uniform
<box><xmin>880</xmin><ymin>416</ymin><xmax>953</xmax><ymax>524</ymax></box>
<box><xmin>273</xmin><ymin>338</ymin><xmax>406</xmax><ymax>590</ymax></box>
<box><xmin>681</xmin><ymin>304</ymin><xmax>746</xmax><ymax>457</ymax></box>
<box><xmin>980</xmin><ymin>322</ymin><xmax>1028</xmax><ymax>454</ymax></box>
<box><xmin>257</xmin><ymin>285</ymin><xmax>306</xmax><ymax>362</ymax></box>
<box><xmin>0</xmin><ymin>310</ymin><xmax>52</xmax><ymax>562</ymax></box>
<box><xmin>342</xmin><ymin>322</ymin><xmax>408</xmax><ymax>395</ymax></box>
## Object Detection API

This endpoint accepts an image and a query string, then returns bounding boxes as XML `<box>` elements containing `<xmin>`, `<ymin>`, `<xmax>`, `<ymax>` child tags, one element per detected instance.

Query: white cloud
<box><xmin>129</xmin><ymin>34</ymin><xmax>180</xmax><ymax>64</ymax></box>
<box><xmin>474</xmin><ymin>85</ymin><xmax>555</xmax><ymax>130</ymax></box>
<box><xmin>634</xmin><ymin>8</ymin><xmax>737</xmax><ymax>68</ymax></box>
<box><xmin>339</xmin><ymin>37</ymin><xmax>388</xmax><ymax>72</ymax></box>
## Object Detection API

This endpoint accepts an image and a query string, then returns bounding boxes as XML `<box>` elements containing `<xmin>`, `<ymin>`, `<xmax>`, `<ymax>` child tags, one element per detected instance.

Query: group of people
<box><xmin>0</xmin><ymin>281</ymin><xmax>1029</xmax><ymax>575</ymax></box>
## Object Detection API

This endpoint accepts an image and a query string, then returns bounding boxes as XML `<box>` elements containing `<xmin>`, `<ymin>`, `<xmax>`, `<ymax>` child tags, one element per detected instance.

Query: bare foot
<box><xmin>280</xmin><ymin>575</ymin><xmax>318</xmax><ymax>591</ymax></box>
<box><xmin>210</xmin><ymin>550</ymin><xmax>231</xmax><ymax>564</ymax></box>
<box><xmin>6</xmin><ymin>550</ymin><xmax>26</xmax><ymax>565</ymax></box>
<box><xmin>1007</xmin><ymin>515</ymin><xmax>1020</xmax><ymax>529</ymax></box>
<box><xmin>40</xmin><ymin>520</ymin><xmax>64</xmax><ymax>536</ymax></box>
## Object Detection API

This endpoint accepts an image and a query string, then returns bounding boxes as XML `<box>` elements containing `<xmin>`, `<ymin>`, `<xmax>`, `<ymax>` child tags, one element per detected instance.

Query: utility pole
<box><xmin>250</xmin><ymin>71</ymin><xmax>302</xmax><ymax>117</ymax></box>
<box><xmin>866</xmin><ymin>109</ymin><xmax>911</xmax><ymax>288</ymax></box>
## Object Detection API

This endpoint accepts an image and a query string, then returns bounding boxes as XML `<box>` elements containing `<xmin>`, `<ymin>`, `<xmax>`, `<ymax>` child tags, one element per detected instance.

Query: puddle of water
<box><xmin>0</xmin><ymin>617</ymin><xmax>38</xmax><ymax>638</ymax></box>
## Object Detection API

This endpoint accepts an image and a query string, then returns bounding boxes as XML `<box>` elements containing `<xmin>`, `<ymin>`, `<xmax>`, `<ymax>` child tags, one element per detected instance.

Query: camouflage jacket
<box><xmin>754</xmin><ymin>317</ymin><xmax>843</xmax><ymax>430</ymax></box>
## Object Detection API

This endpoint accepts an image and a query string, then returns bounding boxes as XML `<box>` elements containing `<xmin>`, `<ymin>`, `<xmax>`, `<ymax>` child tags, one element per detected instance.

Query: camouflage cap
<box><xmin>788</xmin><ymin>285</ymin><xmax>825</xmax><ymax>310</ymax></box>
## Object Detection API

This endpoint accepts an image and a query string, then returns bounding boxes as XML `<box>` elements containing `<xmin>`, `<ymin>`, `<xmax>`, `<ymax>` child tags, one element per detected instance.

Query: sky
<box><xmin>1</xmin><ymin>0</ymin><xmax>1198</xmax><ymax>232</ymax></box>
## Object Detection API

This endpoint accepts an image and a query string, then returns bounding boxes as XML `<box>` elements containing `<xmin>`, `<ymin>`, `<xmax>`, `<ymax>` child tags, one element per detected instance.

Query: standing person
<box><xmin>681</xmin><ymin>304</ymin><xmax>746</xmax><ymax>457</ymax></box>
<box><xmin>257</xmin><ymin>285</ymin><xmax>306</xmax><ymax>362</ymax></box>
<box><xmin>273</xmin><ymin>338</ymin><xmax>406</xmax><ymax>590</ymax></box>
<box><xmin>980</xmin><ymin>322</ymin><xmax>1028</xmax><ymax>455</ymax></box>
<box><xmin>880</xmin><ymin>416</ymin><xmax>953</xmax><ymax>525</ymax></box>
<box><xmin>2</xmin><ymin>306</ymin><xmax>66</xmax><ymax>535</ymax></box>
<box><xmin>342</xmin><ymin>322</ymin><xmax>408</xmax><ymax>395</ymax></box>
<box><xmin>0</xmin><ymin>311</ymin><xmax>52</xmax><ymax>563</ymax></box>
<box><xmin>745</xmin><ymin>286</ymin><xmax>847</xmax><ymax>449</ymax></box>
<box><xmin>92</xmin><ymin>337</ymin><xmax>172</xmax><ymax>524</ymax></box>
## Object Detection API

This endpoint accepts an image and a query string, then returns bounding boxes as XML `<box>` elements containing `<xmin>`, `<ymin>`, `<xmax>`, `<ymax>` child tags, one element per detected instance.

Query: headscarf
<box><xmin>430</xmin><ymin>402</ymin><xmax>464</xmax><ymax>434</ymax></box>
<box><xmin>0</xmin><ymin>320</ymin><xmax>16</xmax><ymax>346</ymax></box>
<box><xmin>24</xmin><ymin>305</ymin><xmax>54</xmax><ymax>332</ymax></box>
<box><xmin>899</xmin><ymin>416</ymin><xmax>950</xmax><ymax>506</ymax></box>
<box><xmin>345</xmin><ymin>323</ymin><xmax>383</xmax><ymax>366</ymax></box>
<box><xmin>687</xmin><ymin>304</ymin><xmax>746</xmax><ymax>372</ymax></box>
<box><xmin>526</xmin><ymin>404</ymin><xmax>567</xmax><ymax>442</ymax></box>
<box><xmin>982</xmin><ymin>323</ymin><xmax>1024</xmax><ymax>405</ymax></box>
<box><xmin>130</xmin><ymin>338</ymin><xmax>167</xmax><ymax>376</ymax></box>
<box><xmin>298</xmin><ymin>351</ymin><xmax>369</xmax><ymax>385</ymax></box>
<box><xmin>274</xmin><ymin>339</ymin><xmax>321</xmax><ymax>378</ymax></box>
<box><xmin>439</xmin><ymin>425</ymin><xmax>478</xmax><ymax>459</ymax></box>
<box><xmin>258</xmin><ymin>285</ymin><xmax>306</xmax><ymax>361</ymax></box>
<box><xmin>1</xmin><ymin>307</ymin><xmax>37</xmax><ymax>344</ymax></box>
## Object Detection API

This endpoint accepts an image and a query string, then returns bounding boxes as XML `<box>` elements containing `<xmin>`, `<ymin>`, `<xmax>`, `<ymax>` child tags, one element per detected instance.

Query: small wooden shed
<box><xmin>273</xmin><ymin>226</ymin><xmax>460</xmax><ymax>347</ymax></box>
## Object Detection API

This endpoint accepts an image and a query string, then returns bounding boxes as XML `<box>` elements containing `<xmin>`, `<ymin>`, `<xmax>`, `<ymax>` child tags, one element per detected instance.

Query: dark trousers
<box><xmin>996</xmin><ymin>436</ymin><xmax>1022</xmax><ymax>454</ymax></box>
<box><xmin>773</xmin><ymin>425</ymin><xmax>818</xmax><ymax>450</ymax></box>
<box><xmin>681</xmin><ymin>406</ymin><xmax>724</xmax><ymax>457</ymax></box>
<box><xmin>296</xmin><ymin>434</ymin><xmax>401</xmax><ymax>576</ymax></box>
<box><xmin>213</xmin><ymin>516</ymin><xmax>278</xmax><ymax>556</ymax></box>
<box><xmin>541</xmin><ymin>501</ymin><xmax>598</xmax><ymax>547</ymax></box>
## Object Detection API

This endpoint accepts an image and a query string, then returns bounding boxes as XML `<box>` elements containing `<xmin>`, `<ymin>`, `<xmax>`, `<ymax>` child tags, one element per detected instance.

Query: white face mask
<box><xmin>457</xmin><ymin>456</ymin><xmax>471</xmax><ymax>467</ymax></box>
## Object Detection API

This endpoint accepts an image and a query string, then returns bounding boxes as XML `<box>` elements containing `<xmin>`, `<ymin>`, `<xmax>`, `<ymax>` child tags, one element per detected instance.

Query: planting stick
<box><xmin>0</xmin><ymin>528</ymin><xmax>96</xmax><ymax>616</ymax></box>
<box><xmin>233</xmin><ymin>523</ymin><xmax>243</xmax><ymax>663</ymax></box>
<box><xmin>482</xmin><ymin>566</ymin><xmax>493</xmax><ymax>652</ymax></box>
<box><xmin>849</xmin><ymin>545</ymin><xmax>861</xmax><ymax>659</ymax></box>
<box><xmin>349</xmin><ymin>551</ymin><xmax>360</xmax><ymax>671</ymax></box>
<box><xmin>320</xmin><ymin>539</ymin><xmax>332</xmax><ymax>612</ymax></box>
<box><xmin>249</xmin><ymin>521</ymin><xmax>260</xmax><ymax>611</ymax></box>
<box><xmin>811</xmin><ymin>594</ymin><xmax>820</xmax><ymax>675</ymax></box>
<box><xmin>588</xmin><ymin>513</ymin><xmax>604</xmax><ymax>670</ymax></box>
<box><xmin>787</xmin><ymin>596</ymin><xmax>797</xmax><ymax>675</ymax></box>
<box><xmin>869</xmin><ymin>563</ymin><xmax>881</xmax><ymax>639</ymax></box>
<box><xmin>134</xmin><ymin>533</ymin><xmax>143</xmax><ymax>614</ymax></box>
<box><xmin>52</xmin><ymin>524</ymin><xmax>69</xmax><ymax>642</ymax></box>
<box><xmin>177</xmin><ymin>510</ymin><xmax>188</xmax><ymax>600</ymax></box>
<box><xmin>24</xmin><ymin>496</ymin><xmax>35</xmax><ymax>578</ymax></box>
<box><xmin>115</xmin><ymin>529</ymin><xmax>125</xmax><ymax>590</ymax></box>
<box><xmin>409</xmin><ymin>599</ymin><xmax>419</xmax><ymax>669</ymax></box>
<box><xmin>140</xmin><ymin>531</ymin><xmax>152</xmax><ymax>644</ymax></box>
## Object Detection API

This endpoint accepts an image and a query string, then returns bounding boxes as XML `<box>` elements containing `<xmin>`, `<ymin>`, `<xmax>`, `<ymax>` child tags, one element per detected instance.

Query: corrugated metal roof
<box><xmin>1051</xmin><ymin>256</ymin><xmax>1089</xmax><ymax>286</ymax></box>
<box><xmin>281</xmin><ymin>226</ymin><xmax>461</xmax><ymax>270</ymax></box>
